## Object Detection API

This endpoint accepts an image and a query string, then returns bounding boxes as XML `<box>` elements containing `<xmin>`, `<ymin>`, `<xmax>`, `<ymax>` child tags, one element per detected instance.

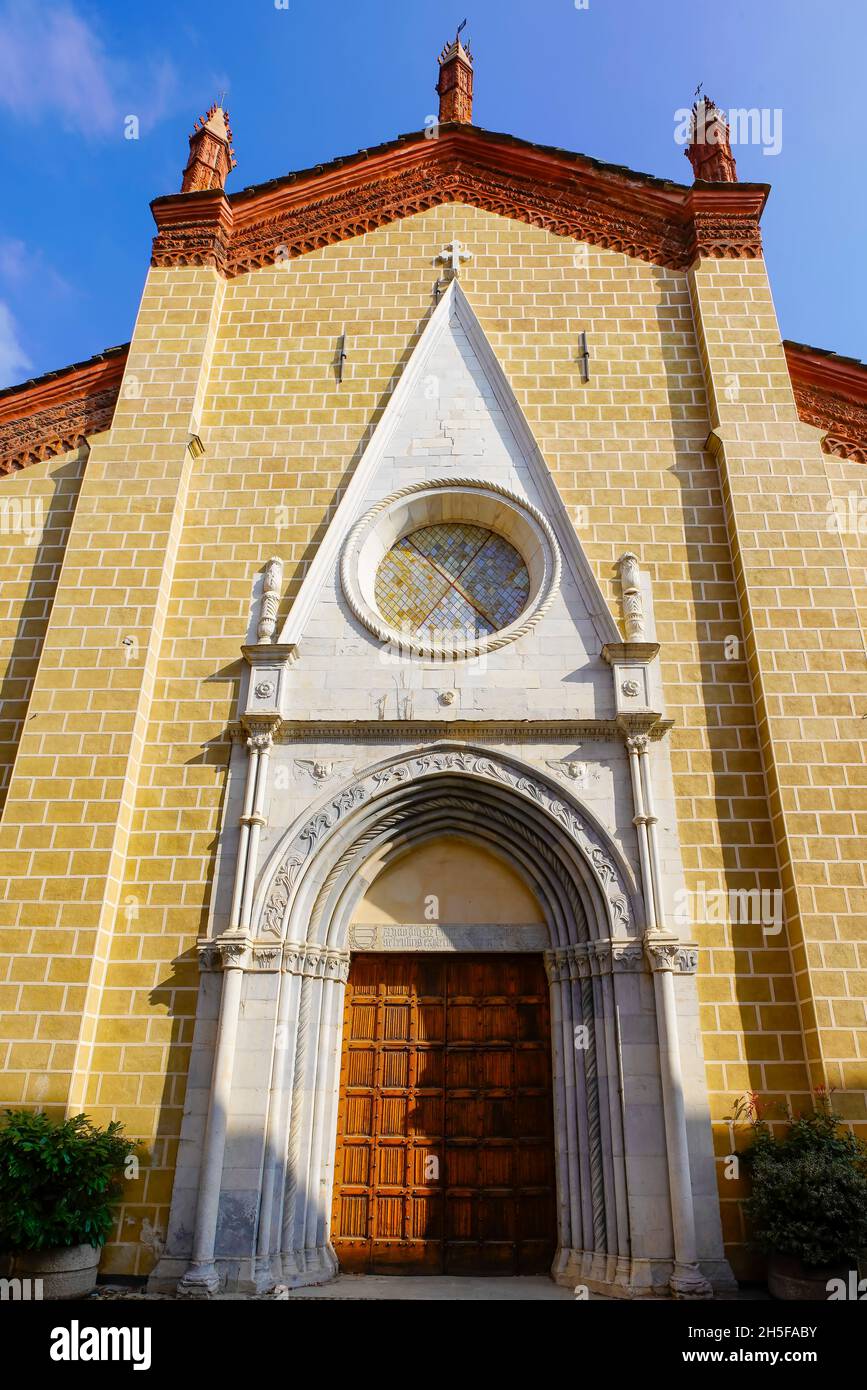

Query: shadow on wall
<box><xmin>0</xmin><ymin>455</ymin><xmax>86</xmax><ymax>817</ymax></box>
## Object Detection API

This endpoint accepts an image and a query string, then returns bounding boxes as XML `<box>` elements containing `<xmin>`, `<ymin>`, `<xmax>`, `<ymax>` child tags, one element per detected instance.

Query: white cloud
<box><xmin>0</xmin><ymin>1</ymin><xmax>180</xmax><ymax>138</ymax></box>
<box><xmin>0</xmin><ymin>302</ymin><xmax>32</xmax><ymax>389</ymax></box>
<box><xmin>0</xmin><ymin>0</ymin><xmax>117</xmax><ymax>135</ymax></box>
<box><xmin>0</xmin><ymin>237</ymin><xmax>74</xmax><ymax>297</ymax></box>
<box><xmin>0</xmin><ymin>239</ymin><xmax>28</xmax><ymax>282</ymax></box>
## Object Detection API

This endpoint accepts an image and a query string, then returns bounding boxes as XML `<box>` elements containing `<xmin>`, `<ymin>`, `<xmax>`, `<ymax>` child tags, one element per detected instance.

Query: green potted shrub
<box><xmin>731</xmin><ymin>1090</ymin><xmax>867</xmax><ymax>1300</ymax></box>
<box><xmin>0</xmin><ymin>1110</ymin><xmax>134</xmax><ymax>1299</ymax></box>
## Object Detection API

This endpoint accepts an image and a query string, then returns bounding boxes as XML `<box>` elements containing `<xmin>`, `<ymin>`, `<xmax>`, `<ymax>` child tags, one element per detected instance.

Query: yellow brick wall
<box><xmin>0</xmin><ymin>449</ymin><xmax>86</xmax><ymax>814</ymax></box>
<box><xmin>5</xmin><ymin>205</ymin><xmax>861</xmax><ymax>1280</ymax></box>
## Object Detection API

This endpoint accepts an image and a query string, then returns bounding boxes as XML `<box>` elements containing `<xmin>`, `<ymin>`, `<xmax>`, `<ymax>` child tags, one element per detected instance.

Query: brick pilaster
<box><xmin>690</xmin><ymin>256</ymin><xmax>867</xmax><ymax>1117</ymax></box>
<box><xmin>0</xmin><ymin>267</ymin><xmax>225</xmax><ymax>1111</ymax></box>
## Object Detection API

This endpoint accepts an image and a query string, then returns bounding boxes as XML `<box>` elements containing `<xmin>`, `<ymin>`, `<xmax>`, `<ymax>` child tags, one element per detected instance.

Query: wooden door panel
<box><xmin>331</xmin><ymin>953</ymin><xmax>556</xmax><ymax>1276</ymax></box>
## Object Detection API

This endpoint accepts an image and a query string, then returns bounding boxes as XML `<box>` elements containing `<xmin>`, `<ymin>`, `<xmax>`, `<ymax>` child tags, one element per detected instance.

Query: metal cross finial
<box><xmin>694</xmin><ymin>81</ymin><xmax>703</xmax><ymax>100</ymax></box>
<box><xmin>438</xmin><ymin>239</ymin><xmax>472</xmax><ymax>277</ymax></box>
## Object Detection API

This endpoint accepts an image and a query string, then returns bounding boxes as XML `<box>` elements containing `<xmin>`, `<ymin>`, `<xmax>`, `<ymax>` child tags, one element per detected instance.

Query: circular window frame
<box><xmin>340</xmin><ymin>479</ymin><xmax>561</xmax><ymax>658</ymax></box>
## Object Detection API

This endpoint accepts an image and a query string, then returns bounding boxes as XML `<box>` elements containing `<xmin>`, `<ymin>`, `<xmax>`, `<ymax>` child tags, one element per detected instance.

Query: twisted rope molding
<box><xmin>580</xmin><ymin>974</ymin><xmax>608</xmax><ymax>1250</ymax></box>
<box><xmin>339</xmin><ymin>478</ymin><xmax>562</xmax><ymax>659</ymax></box>
<box><xmin>281</xmin><ymin>971</ymin><xmax>313</xmax><ymax>1254</ymax></box>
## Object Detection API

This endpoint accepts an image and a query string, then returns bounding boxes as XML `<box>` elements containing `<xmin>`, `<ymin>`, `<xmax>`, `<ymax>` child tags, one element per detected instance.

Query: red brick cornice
<box><xmin>0</xmin><ymin>347</ymin><xmax>128</xmax><ymax>475</ymax></box>
<box><xmin>151</xmin><ymin>126</ymin><xmax>769</xmax><ymax>275</ymax></box>
<box><xmin>784</xmin><ymin>341</ymin><xmax>867</xmax><ymax>465</ymax></box>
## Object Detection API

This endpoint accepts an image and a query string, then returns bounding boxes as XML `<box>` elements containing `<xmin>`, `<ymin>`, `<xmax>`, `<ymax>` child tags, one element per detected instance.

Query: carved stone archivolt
<box><xmin>254</xmin><ymin>746</ymin><xmax>636</xmax><ymax>945</ymax></box>
<box><xmin>243</xmin><ymin>741</ymin><xmax>640</xmax><ymax>1286</ymax></box>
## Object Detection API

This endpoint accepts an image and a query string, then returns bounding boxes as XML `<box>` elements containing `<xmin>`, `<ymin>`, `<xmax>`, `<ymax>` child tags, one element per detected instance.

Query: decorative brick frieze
<box><xmin>0</xmin><ymin>387</ymin><xmax>119</xmax><ymax>473</ymax></box>
<box><xmin>0</xmin><ymin>349</ymin><xmax>127</xmax><ymax>474</ymax></box>
<box><xmin>150</xmin><ymin>128</ymin><xmax>769</xmax><ymax>276</ymax></box>
<box><xmin>149</xmin><ymin>186</ymin><xmax>233</xmax><ymax>273</ymax></box>
<box><xmin>686</xmin><ymin>187</ymin><xmax>765</xmax><ymax>261</ymax></box>
<box><xmin>784</xmin><ymin>340</ymin><xmax>867</xmax><ymax>465</ymax></box>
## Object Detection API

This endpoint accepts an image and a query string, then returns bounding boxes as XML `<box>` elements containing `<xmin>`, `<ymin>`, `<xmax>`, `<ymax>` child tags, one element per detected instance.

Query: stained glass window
<box><xmin>374</xmin><ymin>523</ymin><xmax>530</xmax><ymax>638</ymax></box>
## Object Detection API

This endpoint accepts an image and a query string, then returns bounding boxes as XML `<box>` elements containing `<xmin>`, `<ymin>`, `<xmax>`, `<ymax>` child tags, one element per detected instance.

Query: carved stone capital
<box><xmin>281</xmin><ymin>942</ymin><xmax>350</xmax><ymax>981</ymax></box>
<box><xmin>644</xmin><ymin>935</ymin><xmax>699</xmax><ymax>975</ymax></box>
<box><xmin>609</xmin><ymin>941</ymin><xmax>646</xmax><ymax>973</ymax></box>
<box><xmin>198</xmin><ymin>934</ymin><xmax>253</xmax><ymax>971</ymax></box>
<box><xmin>545</xmin><ymin>939</ymin><xmax>646</xmax><ymax>981</ymax></box>
<box><xmin>197</xmin><ymin>941</ymin><xmax>221</xmax><ymax>972</ymax></box>
<box><xmin>242</xmin><ymin>714</ymin><xmax>282</xmax><ymax>752</ymax></box>
<box><xmin>250</xmin><ymin>946</ymin><xmax>281</xmax><ymax>972</ymax></box>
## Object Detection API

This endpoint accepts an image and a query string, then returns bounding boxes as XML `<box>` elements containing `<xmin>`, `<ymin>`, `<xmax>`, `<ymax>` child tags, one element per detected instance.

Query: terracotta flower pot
<box><xmin>767</xmin><ymin>1252</ymin><xmax>848</xmax><ymax>1301</ymax></box>
<box><xmin>12</xmin><ymin>1243</ymin><xmax>101</xmax><ymax>1300</ymax></box>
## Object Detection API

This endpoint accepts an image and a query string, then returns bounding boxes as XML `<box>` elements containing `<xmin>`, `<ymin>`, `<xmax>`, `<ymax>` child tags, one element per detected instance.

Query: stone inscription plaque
<box><xmin>348</xmin><ymin>923</ymin><xmax>549</xmax><ymax>952</ymax></box>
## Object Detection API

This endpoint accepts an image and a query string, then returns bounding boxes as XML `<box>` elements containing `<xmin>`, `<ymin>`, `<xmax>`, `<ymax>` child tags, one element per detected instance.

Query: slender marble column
<box><xmin>228</xmin><ymin>740</ymin><xmax>258</xmax><ymax>930</ymax></box>
<box><xmin>178</xmin><ymin>936</ymin><xmax>250</xmax><ymax>1296</ymax></box>
<box><xmin>239</xmin><ymin>730</ymin><xmax>272</xmax><ymax>931</ymax></box>
<box><xmin>637</xmin><ymin>740</ymin><xmax>666</xmax><ymax>931</ymax></box>
<box><xmin>625</xmin><ymin>736</ymin><xmax>657</xmax><ymax>931</ymax></box>
<box><xmin>179</xmin><ymin>716</ymin><xmax>278</xmax><ymax>1295</ymax></box>
<box><xmin>254</xmin><ymin>949</ymin><xmax>303</xmax><ymax>1289</ymax></box>
<box><xmin>626</xmin><ymin>734</ymin><xmax>712</xmax><ymax>1298</ymax></box>
<box><xmin>646</xmin><ymin>942</ymin><xmax>712</xmax><ymax>1298</ymax></box>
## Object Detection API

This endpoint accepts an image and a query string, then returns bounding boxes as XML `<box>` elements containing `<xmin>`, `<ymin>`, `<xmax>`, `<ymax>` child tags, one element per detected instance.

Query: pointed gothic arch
<box><xmin>253</xmin><ymin>744</ymin><xmax>642</xmax><ymax>947</ymax></box>
<box><xmin>244</xmin><ymin>745</ymin><xmax>648</xmax><ymax>1291</ymax></box>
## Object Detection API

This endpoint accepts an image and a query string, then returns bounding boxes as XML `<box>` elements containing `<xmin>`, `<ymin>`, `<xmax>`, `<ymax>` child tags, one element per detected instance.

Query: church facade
<box><xmin>0</xmin><ymin>37</ymin><xmax>865</xmax><ymax>1298</ymax></box>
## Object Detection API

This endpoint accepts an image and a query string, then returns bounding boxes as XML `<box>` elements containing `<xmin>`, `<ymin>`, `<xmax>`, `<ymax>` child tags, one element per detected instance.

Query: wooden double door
<box><xmin>331</xmin><ymin>954</ymin><xmax>557</xmax><ymax>1275</ymax></box>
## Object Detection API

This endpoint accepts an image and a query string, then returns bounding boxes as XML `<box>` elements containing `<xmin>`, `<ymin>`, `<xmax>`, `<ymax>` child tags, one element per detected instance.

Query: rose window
<box><xmin>374</xmin><ymin>523</ymin><xmax>530</xmax><ymax>638</ymax></box>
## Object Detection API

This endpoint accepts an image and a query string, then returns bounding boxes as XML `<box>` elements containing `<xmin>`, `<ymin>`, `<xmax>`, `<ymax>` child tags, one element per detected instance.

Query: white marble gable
<box><xmin>276</xmin><ymin>281</ymin><xmax>618</xmax><ymax>724</ymax></box>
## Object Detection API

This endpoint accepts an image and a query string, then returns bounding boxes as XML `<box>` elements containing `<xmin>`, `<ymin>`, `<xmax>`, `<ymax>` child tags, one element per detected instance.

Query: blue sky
<box><xmin>0</xmin><ymin>0</ymin><xmax>864</xmax><ymax>388</ymax></box>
